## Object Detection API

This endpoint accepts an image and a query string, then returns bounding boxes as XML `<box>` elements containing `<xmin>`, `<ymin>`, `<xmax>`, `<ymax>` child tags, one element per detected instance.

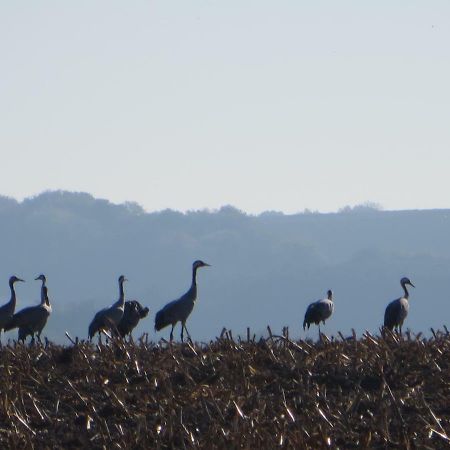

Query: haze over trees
<box><xmin>0</xmin><ymin>191</ymin><xmax>448</xmax><ymax>343</ymax></box>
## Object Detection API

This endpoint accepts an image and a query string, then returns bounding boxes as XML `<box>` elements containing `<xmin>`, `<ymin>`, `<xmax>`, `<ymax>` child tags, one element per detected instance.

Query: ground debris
<box><xmin>0</xmin><ymin>331</ymin><xmax>448</xmax><ymax>448</ymax></box>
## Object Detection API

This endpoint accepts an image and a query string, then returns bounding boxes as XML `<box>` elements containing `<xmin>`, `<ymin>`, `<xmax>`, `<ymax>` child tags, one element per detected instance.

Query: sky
<box><xmin>1</xmin><ymin>1</ymin><xmax>449</xmax><ymax>214</ymax></box>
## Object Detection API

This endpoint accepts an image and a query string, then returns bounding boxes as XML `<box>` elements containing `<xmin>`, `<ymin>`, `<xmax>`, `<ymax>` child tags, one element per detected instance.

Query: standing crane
<box><xmin>155</xmin><ymin>260</ymin><xmax>210</xmax><ymax>342</ymax></box>
<box><xmin>303</xmin><ymin>289</ymin><xmax>334</xmax><ymax>334</ymax></box>
<box><xmin>117</xmin><ymin>300</ymin><xmax>149</xmax><ymax>338</ymax></box>
<box><xmin>0</xmin><ymin>276</ymin><xmax>25</xmax><ymax>339</ymax></box>
<box><xmin>4</xmin><ymin>274</ymin><xmax>52</xmax><ymax>343</ymax></box>
<box><xmin>383</xmin><ymin>277</ymin><xmax>415</xmax><ymax>334</ymax></box>
<box><xmin>88</xmin><ymin>275</ymin><xmax>127</xmax><ymax>340</ymax></box>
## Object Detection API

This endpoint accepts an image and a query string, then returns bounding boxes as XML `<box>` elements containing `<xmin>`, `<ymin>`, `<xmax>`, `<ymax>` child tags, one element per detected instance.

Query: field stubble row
<box><xmin>0</xmin><ymin>328</ymin><xmax>448</xmax><ymax>449</ymax></box>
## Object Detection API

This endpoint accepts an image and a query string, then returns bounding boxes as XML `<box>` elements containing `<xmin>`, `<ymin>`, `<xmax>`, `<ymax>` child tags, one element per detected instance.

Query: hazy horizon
<box><xmin>1</xmin><ymin>2</ymin><xmax>450</xmax><ymax>214</ymax></box>
<box><xmin>2</xmin><ymin>189</ymin><xmax>450</xmax><ymax>216</ymax></box>
<box><xmin>0</xmin><ymin>190</ymin><xmax>448</xmax><ymax>344</ymax></box>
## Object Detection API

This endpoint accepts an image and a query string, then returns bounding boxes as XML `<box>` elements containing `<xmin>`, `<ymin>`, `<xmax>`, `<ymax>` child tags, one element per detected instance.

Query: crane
<box><xmin>4</xmin><ymin>274</ymin><xmax>52</xmax><ymax>343</ymax></box>
<box><xmin>303</xmin><ymin>289</ymin><xmax>334</xmax><ymax>334</ymax></box>
<box><xmin>117</xmin><ymin>300</ymin><xmax>149</xmax><ymax>338</ymax></box>
<box><xmin>0</xmin><ymin>276</ymin><xmax>25</xmax><ymax>339</ymax></box>
<box><xmin>384</xmin><ymin>277</ymin><xmax>415</xmax><ymax>334</ymax></box>
<box><xmin>155</xmin><ymin>260</ymin><xmax>210</xmax><ymax>342</ymax></box>
<box><xmin>88</xmin><ymin>275</ymin><xmax>127</xmax><ymax>340</ymax></box>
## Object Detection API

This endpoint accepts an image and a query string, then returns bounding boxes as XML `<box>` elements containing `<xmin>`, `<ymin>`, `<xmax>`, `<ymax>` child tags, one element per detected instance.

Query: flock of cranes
<box><xmin>0</xmin><ymin>275</ymin><xmax>52</xmax><ymax>343</ymax></box>
<box><xmin>0</xmin><ymin>261</ymin><xmax>416</xmax><ymax>344</ymax></box>
<box><xmin>301</xmin><ymin>276</ymin><xmax>415</xmax><ymax>335</ymax></box>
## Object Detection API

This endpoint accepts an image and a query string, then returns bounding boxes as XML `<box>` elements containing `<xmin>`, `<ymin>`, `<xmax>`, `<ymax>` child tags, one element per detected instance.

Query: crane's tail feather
<box><xmin>383</xmin><ymin>310</ymin><xmax>395</xmax><ymax>330</ymax></box>
<box><xmin>18</xmin><ymin>326</ymin><xmax>32</xmax><ymax>342</ymax></box>
<box><xmin>88</xmin><ymin>318</ymin><xmax>102</xmax><ymax>340</ymax></box>
<box><xmin>4</xmin><ymin>315</ymin><xmax>19</xmax><ymax>332</ymax></box>
<box><xmin>154</xmin><ymin>309</ymin><xmax>170</xmax><ymax>332</ymax></box>
<box><xmin>303</xmin><ymin>309</ymin><xmax>313</xmax><ymax>331</ymax></box>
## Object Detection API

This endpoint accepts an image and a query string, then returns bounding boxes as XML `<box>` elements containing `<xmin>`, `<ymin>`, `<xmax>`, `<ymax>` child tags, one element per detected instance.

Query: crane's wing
<box><xmin>384</xmin><ymin>299</ymin><xmax>401</xmax><ymax>329</ymax></box>
<box><xmin>154</xmin><ymin>299</ymin><xmax>180</xmax><ymax>331</ymax></box>
<box><xmin>303</xmin><ymin>302</ymin><xmax>318</xmax><ymax>330</ymax></box>
<box><xmin>4</xmin><ymin>306</ymin><xmax>37</xmax><ymax>331</ymax></box>
<box><xmin>0</xmin><ymin>301</ymin><xmax>15</xmax><ymax>327</ymax></box>
<box><xmin>88</xmin><ymin>307</ymin><xmax>110</xmax><ymax>338</ymax></box>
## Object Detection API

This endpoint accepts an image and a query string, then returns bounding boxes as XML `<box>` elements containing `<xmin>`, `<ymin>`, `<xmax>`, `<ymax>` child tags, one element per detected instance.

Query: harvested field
<box><xmin>0</xmin><ymin>330</ymin><xmax>449</xmax><ymax>449</ymax></box>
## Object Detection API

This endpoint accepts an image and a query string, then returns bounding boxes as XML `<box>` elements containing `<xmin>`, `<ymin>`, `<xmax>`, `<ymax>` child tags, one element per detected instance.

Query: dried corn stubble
<box><xmin>0</xmin><ymin>330</ymin><xmax>448</xmax><ymax>449</ymax></box>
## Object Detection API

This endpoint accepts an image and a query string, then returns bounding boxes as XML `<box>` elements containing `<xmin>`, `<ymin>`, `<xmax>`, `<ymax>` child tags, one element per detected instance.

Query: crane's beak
<box><xmin>203</xmin><ymin>263</ymin><xmax>211</xmax><ymax>267</ymax></box>
<box><xmin>17</xmin><ymin>278</ymin><xmax>25</xmax><ymax>282</ymax></box>
<box><xmin>409</xmin><ymin>282</ymin><xmax>415</xmax><ymax>288</ymax></box>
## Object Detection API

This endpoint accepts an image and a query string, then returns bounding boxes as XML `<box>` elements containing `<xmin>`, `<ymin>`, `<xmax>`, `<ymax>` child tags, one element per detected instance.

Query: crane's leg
<box><xmin>182</xmin><ymin>322</ymin><xmax>192</xmax><ymax>343</ymax></box>
<box><xmin>18</xmin><ymin>327</ymin><xmax>27</xmax><ymax>344</ymax></box>
<box><xmin>170</xmin><ymin>325</ymin><xmax>174</xmax><ymax>342</ymax></box>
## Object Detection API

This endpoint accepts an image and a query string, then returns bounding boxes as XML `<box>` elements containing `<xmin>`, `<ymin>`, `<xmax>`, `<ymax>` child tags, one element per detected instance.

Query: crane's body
<box><xmin>88</xmin><ymin>275</ymin><xmax>127</xmax><ymax>339</ymax></box>
<box><xmin>155</xmin><ymin>260</ymin><xmax>210</xmax><ymax>342</ymax></box>
<box><xmin>117</xmin><ymin>300</ymin><xmax>149</xmax><ymax>337</ymax></box>
<box><xmin>5</xmin><ymin>275</ymin><xmax>51</xmax><ymax>343</ymax></box>
<box><xmin>303</xmin><ymin>290</ymin><xmax>334</xmax><ymax>333</ymax></box>
<box><xmin>384</xmin><ymin>277</ymin><xmax>415</xmax><ymax>334</ymax></box>
<box><xmin>0</xmin><ymin>276</ymin><xmax>24</xmax><ymax>334</ymax></box>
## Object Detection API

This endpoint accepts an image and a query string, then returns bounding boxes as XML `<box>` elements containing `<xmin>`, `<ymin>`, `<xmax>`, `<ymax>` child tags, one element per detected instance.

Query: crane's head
<box><xmin>10</xmin><ymin>275</ymin><xmax>25</xmax><ymax>284</ymax></box>
<box><xmin>135</xmin><ymin>301</ymin><xmax>150</xmax><ymax>318</ymax></box>
<box><xmin>193</xmin><ymin>260</ymin><xmax>210</xmax><ymax>269</ymax></box>
<box><xmin>35</xmin><ymin>274</ymin><xmax>46</xmax><ymax>282</ymax></box>
<box><xmin>118</xmin><ymin>275</ymin><xmax>128</xmax><ymax>284</ymax></box>
<box><xmin>327</xmin><ymin>289</ymin><xmax>333</xmax><ymax>300</ymax></box>
<box><xmin>128</xmin><ymin>300</ymin><xmax>149</xmax><ymax>318</ymax></box>
<box><xmin>400</xmin><ymin>277</ymin><xmax>415</xmax><ymax>288</ymax></box>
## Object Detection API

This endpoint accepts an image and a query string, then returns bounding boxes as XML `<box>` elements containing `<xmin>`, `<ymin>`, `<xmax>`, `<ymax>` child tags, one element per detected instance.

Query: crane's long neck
<box><xmin>9</xmin><ymin>279</ymin><xmax>17</xmax><ymax>308</ymax></box>
<box><xmin>192</xmin><ymin>265</ymin><xmax>199</xmax><ymax>288</ymax></box>
<box><xmin>40</xmin><ymin>279</ymin><xmax>47</xmax><ymax>305</ymax></box>
<box><xmin>118</xmin><ymin>279</ymin><xmax>125</xmax><ymax>306</ymax></box>
<box><xmin>401</xmin><ymin>281</ymin><xmax>410</xmax><ymax>299</ymax></box>
<box><xmin>188</xmin><ymin>265</ymin><xmax>199</xmax><ymax>302</ymax></box>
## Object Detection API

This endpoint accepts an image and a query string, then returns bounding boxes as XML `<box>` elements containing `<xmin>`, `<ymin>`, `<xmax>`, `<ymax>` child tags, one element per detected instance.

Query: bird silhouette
<box><xmin>88</xmin><ymin>275</ymin><xmax>127</xmax><ymax>340</ymax></box>
<box><xmin>384</xmin><ymin>277</ymin><xmax>415</xmax><ymax>335</ymax></box>
<box><xmin>155</xmin><ymin>260</ymin><xmax>210</xmax><ymax>342</ymax></box>
<box><xmin>303</xmin><ymin>289</ymin><xmax>334</xmax><ymax>335</ymax></box>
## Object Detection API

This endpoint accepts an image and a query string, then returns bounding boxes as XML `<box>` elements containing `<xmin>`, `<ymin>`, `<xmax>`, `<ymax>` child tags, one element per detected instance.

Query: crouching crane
<box><xmin>303</xmin><ymin>289</ymin><xmax>334</xmax><ymax>334</ymax></box>
<box><xmin>384</xmin><ymin>277</ymin><xmax>415</xmax><ymax>335</ymax></box>
<box><xmin>88</xmin><ymin>275</ymin><xmax>127</xmax><ymax>340</ymax></box>
<box><xmin>117</xmin><ymin>300</ymin><xmax>149</xmax><ymax>338</ymax></box>
<box><xmin>155</xmin><ymin>260</ymin><xmax>210</xmax><ymax>342</ymax></box>
<box><xmin>5</xmin><ymin>274</ymin><xmax>52</xmax><ymax>343</ymax></box>
<box><xmin>0</xmin><ymin>276</ymin><xmax>25</xmax><ymax>339</ymax></box>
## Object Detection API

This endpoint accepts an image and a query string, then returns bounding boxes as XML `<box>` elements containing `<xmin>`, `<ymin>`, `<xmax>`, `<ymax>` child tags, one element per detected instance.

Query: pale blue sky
<box><xmin>1</xmin><ymin>1</ymin><xmax>449</xmax><ymax>213</ymax></box>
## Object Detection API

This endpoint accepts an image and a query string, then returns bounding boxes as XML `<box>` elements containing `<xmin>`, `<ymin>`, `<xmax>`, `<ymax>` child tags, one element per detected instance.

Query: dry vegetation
<box><xmin>0</xmin><ymin>329</ymin><xmax>449</xmax><ymax>449</ymax></box>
